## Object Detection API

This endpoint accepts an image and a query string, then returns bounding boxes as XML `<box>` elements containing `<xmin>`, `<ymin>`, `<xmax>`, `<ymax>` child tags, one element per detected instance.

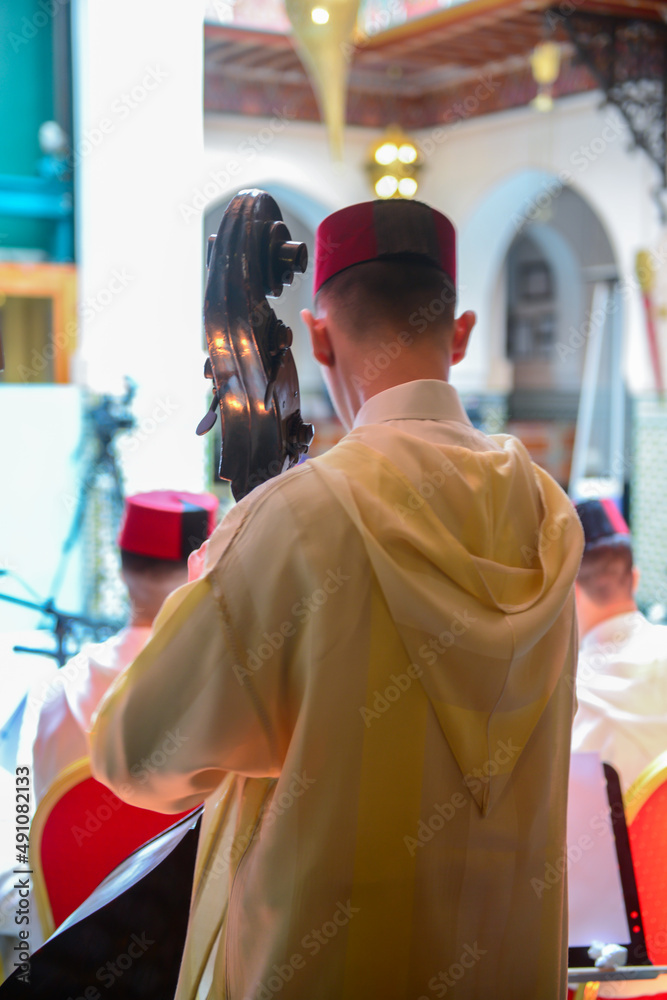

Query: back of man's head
<box><xmin>313</xmin><ymin>199</ymin><xmax>457</xmax><ymax>340</ymax></box>
<box><xmin>576</xmin><ymin>541</ymin><xmax>634</xmax><ymax>604</ymax></box>
<box><xmin>316</xmin><ymin>257</ymin><xmax>455</xmax><ymax>340</ymax></box>
<box><xmin>118</xmin><ymin>490</ymin><xmax>218</xmax><ymax>625</ymax></box>
<box><xmin>574</xmin><ymin>498</ymin><xmax>634</xmax><ymax>606</ymax></box>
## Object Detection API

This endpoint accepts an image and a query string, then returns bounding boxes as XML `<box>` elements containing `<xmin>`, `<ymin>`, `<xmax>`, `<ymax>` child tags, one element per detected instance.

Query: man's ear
<box><xmin>301</xmin><ymin>308</ymin><xmax>334</xmax><ymax>367</ymax></box>
<box><xmin>451</xmin><ymin>310</ymin><xmax>476</xmax><ymax>366</ymax></box>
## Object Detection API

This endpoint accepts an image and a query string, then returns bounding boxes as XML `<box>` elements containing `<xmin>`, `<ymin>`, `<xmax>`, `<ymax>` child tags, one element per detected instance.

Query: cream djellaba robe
<box><xmin>90</xmin><ymin>381</ymin><xmax>583</xmax><ymax>1000</ymax></box>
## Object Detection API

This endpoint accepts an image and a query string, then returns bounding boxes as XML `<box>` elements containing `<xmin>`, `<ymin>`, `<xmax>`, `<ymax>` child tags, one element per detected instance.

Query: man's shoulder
<box><xmin>579</xmin><ymin>611</ymin><xmax>667</xmax><ymax>671</ymax></box>
<box><xmin>627</xmin><ymin>611</ymin><xmax>667</xmax><ymax>657</ymax></box>
<box><xmin>205</xmin><ymin>456</ymin><xmax>346</xmax><ymax>570</ymax></box>
<box><xmin>235</xmin><ymin>457</ymin><xmax>328</xmax><ymax>517</ymax></box>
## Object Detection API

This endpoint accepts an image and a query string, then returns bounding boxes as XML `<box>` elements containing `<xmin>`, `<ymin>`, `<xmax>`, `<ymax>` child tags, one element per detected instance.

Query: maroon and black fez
<box><xmin>118</xmin><ymin>490</ymin><xmax>218</xmax><ymax>561</ymax></box>
<box><xmin>314</xmin><ymin>199</ymin><xmax>456</xmax><ymax>294</ymax></box>
<box><xmin>574</xmin><ymin>498</ymin><xmax>631</xmax><ymax>552</ymax></box>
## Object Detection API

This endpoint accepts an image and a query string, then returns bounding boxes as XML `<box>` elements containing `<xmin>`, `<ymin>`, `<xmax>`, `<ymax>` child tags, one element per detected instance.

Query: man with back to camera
<box><xmin>90</xmin><ymin>199</ymin><xmax>584</xmax><ymax>999</ymax></box>
<box><xmin>572</xmin><ymin>497</ymin><xmax>667</xmax><ymax>795</ymax></box>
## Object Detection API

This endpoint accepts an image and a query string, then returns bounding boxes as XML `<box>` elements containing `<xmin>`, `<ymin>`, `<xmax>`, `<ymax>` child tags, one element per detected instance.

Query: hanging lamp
<box><xmin>285</xmin><ymin>0</ymin><xmax>361</xmax><ymax>159</ymax></box>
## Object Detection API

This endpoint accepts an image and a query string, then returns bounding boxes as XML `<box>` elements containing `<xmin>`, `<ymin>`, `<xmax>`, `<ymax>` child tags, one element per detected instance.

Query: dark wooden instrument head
<box><xmin>197</xmin><ymin>189</ymin><xmax>314</xmax><ymax>501</ymax></box>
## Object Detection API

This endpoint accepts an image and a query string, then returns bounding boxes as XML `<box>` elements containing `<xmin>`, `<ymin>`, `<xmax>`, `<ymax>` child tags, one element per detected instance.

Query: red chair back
<box><xmin>626</xmin><ymin>752</ymin><xmax>667</xmax><ymax>966</ymax></box>
<box><xmin>32</xmin><ymin>761</ymin><xmax>192</xmax><ymax>934</ymax></box>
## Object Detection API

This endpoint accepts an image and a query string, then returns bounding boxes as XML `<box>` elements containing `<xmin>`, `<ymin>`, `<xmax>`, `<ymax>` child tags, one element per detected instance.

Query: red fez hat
<box><xmin>574</xmin><ymin>498</ymin><xmax>631</xmax><ymax>552</ymax></box>
<box><xmin>314</xmin><ymin>199</ymin><xmax>456</xmax><ymax>295</ymax></box>
<box><xmin>118</xmin><ymin>490</ymin><xmax>218</xmax><ymax>561</ymax></box>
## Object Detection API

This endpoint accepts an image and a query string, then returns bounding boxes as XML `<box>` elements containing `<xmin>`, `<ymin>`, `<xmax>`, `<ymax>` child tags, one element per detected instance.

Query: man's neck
<box><xmin>338</xmin><ymin>350</ymin><xmax>451</xmax><ymax>428</ymax></box>
<box><xmin>129</xmin><ymin>610</ymin><xmax>154</xmax><ymax>628</ymax></box>
<box><xmin>580</xmin><ymin>599</ymin><xmax>638</xmax><ymax>640</ymax></box>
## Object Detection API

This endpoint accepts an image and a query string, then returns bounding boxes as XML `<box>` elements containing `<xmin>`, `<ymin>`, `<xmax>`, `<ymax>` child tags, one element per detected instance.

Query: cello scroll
<box><xmin>197</xmin><ymin>189</ymin><xmax>314</xmax><ymax>501</ymax></box>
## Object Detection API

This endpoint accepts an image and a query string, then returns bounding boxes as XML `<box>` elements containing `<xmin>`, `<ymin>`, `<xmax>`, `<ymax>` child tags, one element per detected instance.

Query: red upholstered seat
<box><xmin>626</xmin><ymin>751</ymin><xmax>667</xmax><ymax>968</ymax></box>
<box><xmin>31</xmin><ymin>758</ymin><xmax>193</xmax><ymax>936</ymax></box>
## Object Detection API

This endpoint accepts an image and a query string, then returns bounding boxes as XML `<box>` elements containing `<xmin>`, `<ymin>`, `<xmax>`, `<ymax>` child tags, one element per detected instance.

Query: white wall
<box><xmin>201</xmin><ymin>113</ymin><xmax>374</xmax><ymax>229</ymax></box>
<box><xmin>72</xmin><ymin>0</ymin><xmax>208</xmax><ymax>494</ymax></box>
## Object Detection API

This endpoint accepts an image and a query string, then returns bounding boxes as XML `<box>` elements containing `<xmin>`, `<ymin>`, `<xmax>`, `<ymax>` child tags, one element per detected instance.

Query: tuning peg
<box><xmin>196</xmin><ymin>390</ymin><xmax>219</xmax><ymax>436</ymax></box>
<box><xmin>276</xmin><ymin>241</ymin><xmax>307</xmax><ymax>284</ymax></box>
<box><xmin>269</xmin><ymin>319</ymin><xmax>293</xmax><ymax>355</ymax></box>
<box><xmin>294</xmin><ymin>418</ymin><xmax>314</xmax><ymax>450</ymax></box>
<box><xmin>262</xmin><ymin>221</ymin><xmax>308</xmax><ymax>295</ymax></box>
<box><xmin>287</xmin><ymin>411</ymin><xmax>314</xmax><ymax>458</ymax></box>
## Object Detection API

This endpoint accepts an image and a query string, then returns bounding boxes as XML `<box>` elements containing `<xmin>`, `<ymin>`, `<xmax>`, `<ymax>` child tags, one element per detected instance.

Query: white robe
<box><xmin>572</xmin><ymin>611</ymin><xmax>667</xmax><ymax>795</ymax></box>
<box><xmin>29</xmin><ymin>625</ymin><xmax>151</xmax><ymax>807</ymax></box>
<box><xmin>91</xmin><ymin>380</ymin><xmax>583</xmax><ymax>1000</ymax></box>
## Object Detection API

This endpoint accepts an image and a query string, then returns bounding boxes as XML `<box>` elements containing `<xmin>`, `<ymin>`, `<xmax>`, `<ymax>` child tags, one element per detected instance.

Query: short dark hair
<box><xmin>316</xmin><ymin>256</ymin><xmax>456</xmax><ymax>340</ymax></box>
<box><xmin>577</xmin><ymin>540</ymin><xmax>634</xmax><ymax>604</ymax></box>
<box><xmin>120</xmin><ymin>549</ymin><xmax>188</xmax><ymax>577</ymax></box>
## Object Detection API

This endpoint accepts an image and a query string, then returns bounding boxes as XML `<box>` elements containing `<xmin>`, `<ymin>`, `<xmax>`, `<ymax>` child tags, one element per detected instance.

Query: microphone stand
<box><xmin>0</xmin><ymin>591</ymin><xmax>122</xmax><ymax>668</ymax></box>
<box><xmin>0</xmin><ymin>382</ymin><xmax>135</xmax><ymax>668</ymax></box>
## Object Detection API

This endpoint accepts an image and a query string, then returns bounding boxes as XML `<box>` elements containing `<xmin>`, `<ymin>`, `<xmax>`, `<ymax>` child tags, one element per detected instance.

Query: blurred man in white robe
<box><xmin>572</xmin><ymin>498</ymin><xmax>667</xmax><ymax>795</ymax></box>
<box><xmin>29</xmin><ymin>489</ymin><xmax>218</xmax><ymax>806</ymax></box>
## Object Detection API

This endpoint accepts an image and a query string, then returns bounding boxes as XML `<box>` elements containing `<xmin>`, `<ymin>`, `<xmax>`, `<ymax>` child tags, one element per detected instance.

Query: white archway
<box><xmin>455</xmin><ymin>169</ymin><xmax>620</xmax><ymax>394</ymax></box>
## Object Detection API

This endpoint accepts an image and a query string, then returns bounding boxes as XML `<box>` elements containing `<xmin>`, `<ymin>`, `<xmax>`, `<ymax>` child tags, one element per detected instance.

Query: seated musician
<box><xmin>91</xmin><ymin>199</ymin><xmax>583</xmax><ymax>999</ymax></box>
<box><xmin>572</xmin><ymin>498</ymin><xmax>667</xmax><ymax>794</ymax></box>
<box><xmin>29</xmin><ymin>490</ymin><xmax>218</xmax><ymax>808</ymax></box>
<box><xmin>568</xmin><ymin>499</ymin><xmax>667</xmax><ymax>1000</ymax></box>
